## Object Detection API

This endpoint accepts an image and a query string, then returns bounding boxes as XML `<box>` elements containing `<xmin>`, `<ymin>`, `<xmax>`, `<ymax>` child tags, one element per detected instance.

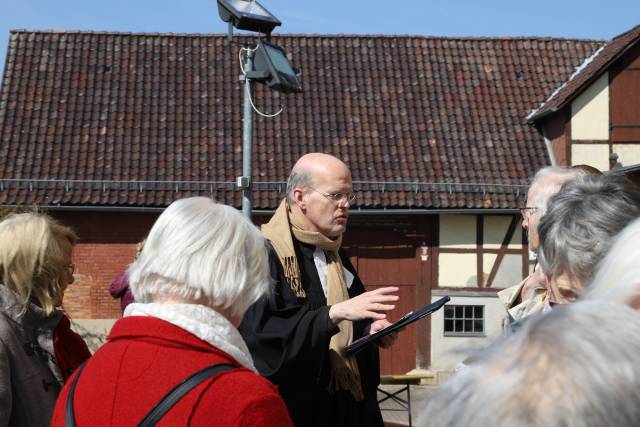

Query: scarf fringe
<box><xmin>283</xmin><ymin>256</ymin><xmax>306</xmax><ymax>298</ymax></box>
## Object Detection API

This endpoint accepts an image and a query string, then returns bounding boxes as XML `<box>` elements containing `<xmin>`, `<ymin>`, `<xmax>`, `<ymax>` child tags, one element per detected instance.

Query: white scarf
<box><xmin>124</xmin><ymin>302</ymin><xmax>256</xmax><ymax>372</ymax></box>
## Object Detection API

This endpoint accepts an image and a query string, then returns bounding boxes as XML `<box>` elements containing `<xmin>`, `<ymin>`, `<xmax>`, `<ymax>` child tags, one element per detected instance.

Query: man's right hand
<box><xmin>328</xmin><ymin>286</ymin><xmax>399</xmax><ymax>324</ymax></box>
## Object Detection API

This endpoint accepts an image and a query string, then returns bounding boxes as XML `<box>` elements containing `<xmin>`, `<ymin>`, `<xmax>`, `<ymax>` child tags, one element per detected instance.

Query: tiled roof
<box><xmin>0</xmin><ymin>31</ymin><xmax>603</xmax><ymax>209</ymax></box>
<box><xmin>528</xmin><ymin>25</ymin><xmax>640</xmax><ymax>122</ymax></box>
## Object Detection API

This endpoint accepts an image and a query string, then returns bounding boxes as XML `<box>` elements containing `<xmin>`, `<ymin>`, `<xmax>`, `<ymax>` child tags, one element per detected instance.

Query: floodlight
<box><xmin>217</xmin><ymin>0</ymin><xmax>281</xmax><ymax>35</ymax></box>
<box><xmin>249</xmin><ymin>40</ymin><xmax>302</xmax><ymax>93</ymax></box>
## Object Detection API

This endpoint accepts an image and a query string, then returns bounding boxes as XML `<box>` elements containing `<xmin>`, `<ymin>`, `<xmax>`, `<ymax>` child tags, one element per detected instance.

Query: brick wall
<box><xmin>52</xmin><ymin>211</ymin><xmax>158</xmax><ymax>319</ymax></box>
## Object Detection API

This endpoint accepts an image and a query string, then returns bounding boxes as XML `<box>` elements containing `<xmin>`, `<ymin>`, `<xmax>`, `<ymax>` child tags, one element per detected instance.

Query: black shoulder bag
<box><xmin>65</xmin><ymin>362</ymin><xmax>236</xmax><ymax>427</ymax></box>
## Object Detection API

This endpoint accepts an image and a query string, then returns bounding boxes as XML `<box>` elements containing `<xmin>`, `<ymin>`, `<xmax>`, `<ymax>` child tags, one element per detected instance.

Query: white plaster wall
<box><xmin>482</xmin><ymin>253</ymin><xmax>497</xmax><ymax>287</ymax></box>
<box><xmin>483</xmin><ymin>215</ymin><xmax>522</xmax><ymax>250</ymax></box>
<box><xmin>571</xmin><ymin>73</ymin><xmax>609</xmax><ymax>141</ymax></box>
<box><xmin>481</xmin><ymin>253</ymin><xmax>523</xmax><ymax>289</ymax></box>
<box><xmin>613</xmin><ymin>144</ymin><xmax>640</xmax><ymax>166</ymax></box>
<box><xmin>439</xmin><ymin>253</ymin><xmax>477</xmax><ymax>287</ymax></box>
<box><xmin>439</xmin><ymin>214</ymin><xmax>475</xmax><ymax>249</ymax></box>
<box><xmin>571</xmin><ymin>144</ymin><xmax>610</xmax><ymax>171</ymax></box>
<box><xmin>429</xmin><ymin>294</ymin><xmax>506</xmax><ymax>373</ymax></box>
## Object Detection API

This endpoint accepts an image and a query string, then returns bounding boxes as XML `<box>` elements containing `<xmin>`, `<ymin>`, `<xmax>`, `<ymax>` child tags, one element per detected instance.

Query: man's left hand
<box><xmin>370</xmin><ymin>319</ymin><xmax>398</xmax><ymax>349</ymax></box>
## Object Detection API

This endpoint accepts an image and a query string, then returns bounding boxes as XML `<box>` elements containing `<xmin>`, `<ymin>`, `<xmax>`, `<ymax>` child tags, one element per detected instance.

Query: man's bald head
<box><xmin>523</xmin><ymin>166</ymin><xmax>587</xmax><ymax>253</ymax></box>
<box><xmin>286</xmin><ymin>153</ymin><xmax>354</xmax><ymax>238</ymax></box>
<box><xmin>286</xmin><ymin>153</ymin><xmax>350</xmax><ymax>204</ymax></box>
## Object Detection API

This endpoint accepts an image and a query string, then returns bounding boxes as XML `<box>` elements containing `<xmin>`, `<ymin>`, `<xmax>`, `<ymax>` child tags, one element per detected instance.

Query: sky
<box><xmin>0</xmin><ymin>0</ymin><xmax>639</xmax><ymax>73</ymax></box>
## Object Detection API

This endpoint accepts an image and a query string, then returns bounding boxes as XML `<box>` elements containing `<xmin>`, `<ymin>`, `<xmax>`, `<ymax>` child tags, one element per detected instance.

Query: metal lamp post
<box><xmin>239</xmin><ymin>49</ymin><xmax>254</xmax><ymax>218</ymax></box>
<box><xmin>217</xmin><ymin>0</ymin><xmax>302</xmax><ymax>219</ymax></box>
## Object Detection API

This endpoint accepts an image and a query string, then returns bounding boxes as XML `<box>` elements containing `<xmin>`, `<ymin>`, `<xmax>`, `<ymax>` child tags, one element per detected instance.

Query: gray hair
<box><xmin>127</xmin><ymin>197</ymin><xmax>270</xmax><ymax>319</ymax></box>
<box><xmin>528</xmin><ymin>166</ymin><xmax>586</xmax><ymax>214</ymax></box>
<box><xmin>285</xmin><ymin>169</ymin><xmax>314</xmax><ymax>205</ymax></box>
<box><xmin>537</xmin><ymin>174</ymin><xmax>640</xmax><ymax>289</ymax></box>
<box><xmin>418</xmin><ymin>301</ymin><xmax>640</xmax><ymax>427</ymax></box>
<box><xmin>585</xmin><ymin>217</ymin><xmax>640</xmax><ymax>306</ymax></box>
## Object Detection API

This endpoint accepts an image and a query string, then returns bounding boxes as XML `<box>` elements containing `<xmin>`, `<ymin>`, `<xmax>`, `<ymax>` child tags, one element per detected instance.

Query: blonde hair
<box><xmin>0</xmin><ymin>212</ymin><xmax>78</xmax><ymax>315</ymax></box>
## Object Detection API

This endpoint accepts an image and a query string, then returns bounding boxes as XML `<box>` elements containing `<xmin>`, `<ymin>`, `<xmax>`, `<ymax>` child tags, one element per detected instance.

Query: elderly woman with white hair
<box><xmin>52</xmin><ymin>197</ymin><xmax>293</xmax><ymax>426</ymax></box>
<box><xmin>418</xmin><ymin>300</ymin><xmax>640</xmax><ymax>427</ymax></box>
<box><xmin>537</xmin><ymin>173</ymin><xmax>640</xmax><ymax>306</ymax></box>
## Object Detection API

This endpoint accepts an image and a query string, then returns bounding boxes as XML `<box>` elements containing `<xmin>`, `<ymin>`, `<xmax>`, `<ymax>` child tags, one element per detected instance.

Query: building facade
<box><xmin>3</xmin><ymin>28</ymin><xmax>636</xmax><ymax>377</ymax></box>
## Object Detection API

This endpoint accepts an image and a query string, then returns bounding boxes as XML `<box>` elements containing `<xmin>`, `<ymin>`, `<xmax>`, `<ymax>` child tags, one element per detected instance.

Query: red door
<box><xmin>343</xmin><ymin>216</ymin><xmax>432</xmax><ymax>374</ymax></box>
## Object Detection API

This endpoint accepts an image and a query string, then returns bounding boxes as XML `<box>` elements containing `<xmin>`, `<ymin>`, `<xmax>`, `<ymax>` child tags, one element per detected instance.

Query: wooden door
<box><xmin>343</xmin><ymin>216</ymin><xmax>432</xmax><ymax>374</ymax></box>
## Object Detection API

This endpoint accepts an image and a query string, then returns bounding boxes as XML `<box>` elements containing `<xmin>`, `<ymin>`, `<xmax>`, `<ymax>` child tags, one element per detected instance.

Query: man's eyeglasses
<box><xmin>519</xmin><ymin>207</ymin><xmax>539</xmax><ymax>219</ymax></box>
<box><xmin>309</xmin><ymin>188</ymin><xmax>357</xmax><ymax>205</ymax></box>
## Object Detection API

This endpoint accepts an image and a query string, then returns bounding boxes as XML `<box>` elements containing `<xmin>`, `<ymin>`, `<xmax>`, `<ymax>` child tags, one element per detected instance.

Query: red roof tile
<box><xmin>0</xmin><ymin>31</ymin><xmax>603</xmax><ymax>209</ymax></box>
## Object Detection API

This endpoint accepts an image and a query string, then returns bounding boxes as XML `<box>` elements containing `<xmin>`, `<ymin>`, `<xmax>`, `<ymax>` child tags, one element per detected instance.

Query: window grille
<box><xmin>443</xmin><ymin>305</ymin><xmax>485</xmax><ymax>337</ymax></box>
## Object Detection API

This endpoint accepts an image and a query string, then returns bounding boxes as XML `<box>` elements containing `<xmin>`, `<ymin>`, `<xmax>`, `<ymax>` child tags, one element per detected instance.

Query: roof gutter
<box><xmin>541</xmin><ymin>125</ymin><xmax>557</xmax><ymax>166</ymax></box>
<box><xmin>527</xmin><ymin>107</ymin><xmax>557</xmax><ymax>124</ymax></box>
<box><xmin>1</xmin><ymin>204</ymin><xmax>519</xmax><ymax>215</ymax></box>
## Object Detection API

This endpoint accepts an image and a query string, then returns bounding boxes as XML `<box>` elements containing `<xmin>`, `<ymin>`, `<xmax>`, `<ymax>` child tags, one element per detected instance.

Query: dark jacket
<box><xmin>239</xmin><ymin>239</ymin><xmax>383</xmax><ymax>427</ymax></box>
<box><xmin>0</xmin><ymin>285</ymin><xmax>64</xmax><ymax>426</ymax></box>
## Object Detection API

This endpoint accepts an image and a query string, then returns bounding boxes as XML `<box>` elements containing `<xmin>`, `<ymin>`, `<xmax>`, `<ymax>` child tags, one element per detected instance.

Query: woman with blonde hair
<box><xmin>0</xmin><ymin>212</ymin><xmax>91</xmax><ymax>425</ymax></box>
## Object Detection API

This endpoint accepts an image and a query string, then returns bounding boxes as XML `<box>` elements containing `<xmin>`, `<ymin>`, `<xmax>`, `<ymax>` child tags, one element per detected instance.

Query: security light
<box><xmin>217</xmin><ymin>0</ymin><xmax>281</xmax><ymax>35</ymax></box>
<box><xmin>215</xmin><ymin>0</ymin><xmax>300</xmax><ymax>218</ymax></box>
<box><xmin>250</xmin><ymin>40</ymin><xmax>302</xmax><ymax>93</ymax></box>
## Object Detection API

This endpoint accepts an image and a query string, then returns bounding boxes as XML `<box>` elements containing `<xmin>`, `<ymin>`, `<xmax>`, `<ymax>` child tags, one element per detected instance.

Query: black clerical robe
<box><xmin>239</xmin><ymin>238</ymin><xmax>384</xmax><ymax>427</ymax></box>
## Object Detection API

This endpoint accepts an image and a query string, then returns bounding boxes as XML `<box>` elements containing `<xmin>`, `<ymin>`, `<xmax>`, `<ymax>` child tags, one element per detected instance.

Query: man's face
<box><xmin>299</xmin><ymin>165</ymin><xmax>353</xmax><ymax>238</ymax></box>
<box><xmin>522</xmin><ymin>186</ymin><xmax>541</xmax><ymax>252</ymax></box>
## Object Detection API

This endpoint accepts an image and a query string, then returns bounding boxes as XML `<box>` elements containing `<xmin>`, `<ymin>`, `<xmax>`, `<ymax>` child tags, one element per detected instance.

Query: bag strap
<box><xmin>137</xmin><ymin>363</ymin><xmax>236</xmax><ymax>427</ymax></box>
<box><xmin>65</xmin><ymin>362</ymin><xmax>236</xmax><ymax>427</ymax></box>
<box><xmin>65</xmin><ymin>362</ymin><xmax>87</xmax><ymax>427</ymax></box>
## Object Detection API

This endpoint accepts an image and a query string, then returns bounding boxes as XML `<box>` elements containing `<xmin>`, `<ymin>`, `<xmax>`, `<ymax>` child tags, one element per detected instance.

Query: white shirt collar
<box><xmin>312</xmin><ymin>247</ymin><xmax>354</xmax><ymax>297</ymax></box>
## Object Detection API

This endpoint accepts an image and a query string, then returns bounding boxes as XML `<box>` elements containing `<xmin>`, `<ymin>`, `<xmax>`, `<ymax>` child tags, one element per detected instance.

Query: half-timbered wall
<box><xmin>437</xmin><ymin>214</ymin><xmax>527</xmax><ymax>289</ymax></box>
<box><xmin>568</xmin><ymin>42</ymin><xmax>640</xmax><ymax>170</ymax></box>
<box><xmin>430</xmin><ymin>213</ymin><xmax>528</xmax><ymax>375</ymax></box>
<box><xmin>610</xmin><ymin>41</ymin><xmax>640</xmax><ymax>165</ymax></box>
<box><xmin>571</xmin><ymin>73</ymin><xmax>610</xmax><ymax>141</ymax></box>
<box><xmin>539</xmin><ymin>40</ymin><xmax>640</xmax><ymax>171</ymax></box>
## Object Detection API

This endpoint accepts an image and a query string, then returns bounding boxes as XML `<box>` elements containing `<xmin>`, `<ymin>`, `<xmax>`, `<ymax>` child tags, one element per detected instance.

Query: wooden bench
<box><xmin>378</xmin><ymin>374</ymin><xmax>430</xmax><ymax>426</ymax></box>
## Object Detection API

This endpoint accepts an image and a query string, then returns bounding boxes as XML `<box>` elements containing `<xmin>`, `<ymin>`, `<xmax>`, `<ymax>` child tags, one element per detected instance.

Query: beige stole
<box><xmin>262</xmin><ymin>199</ymin><xmax>364</xmax><ymax>400</ymax></box>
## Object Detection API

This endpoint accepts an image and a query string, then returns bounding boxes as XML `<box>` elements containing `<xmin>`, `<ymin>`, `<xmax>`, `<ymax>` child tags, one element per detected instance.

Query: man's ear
<box><xmin>292</xmin><ymin>188</ymin><xmax>307</xmax><ymax>211</ymax></box>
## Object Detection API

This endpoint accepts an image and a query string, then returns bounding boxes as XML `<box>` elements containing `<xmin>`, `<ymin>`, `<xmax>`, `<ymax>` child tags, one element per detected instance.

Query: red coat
<box><xmin>53</xmin><ymin>313</ymin><xmax>92</xmax><ymax>381</ymax></box>
<box><xmin>52</xmin><ymin>316</ymin><xmax>293</xmax><ymax>427</ymax></box>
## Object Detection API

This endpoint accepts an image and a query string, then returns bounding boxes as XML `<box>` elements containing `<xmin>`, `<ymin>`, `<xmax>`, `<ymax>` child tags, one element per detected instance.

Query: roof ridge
<box><xmin>610</xmin><ymin>24</ymin><xmax>640</xmax><ymax>41</ymax></box>
<box><xmin>8</xmin><ymin>29</ymin><xmax>606</xmax><ymax>43</ymax></box>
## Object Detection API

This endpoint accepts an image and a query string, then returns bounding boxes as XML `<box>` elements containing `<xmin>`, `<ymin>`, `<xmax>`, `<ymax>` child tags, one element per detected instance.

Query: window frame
<box><xmin>443</xmin><ymin>304</ymin><xmax>486</xmax><ymax>337</ymax></box>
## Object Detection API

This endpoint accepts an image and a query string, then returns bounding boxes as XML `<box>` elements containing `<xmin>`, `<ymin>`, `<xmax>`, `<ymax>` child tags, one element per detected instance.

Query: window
<box><xmin>443</xmin><ymin>305</ymin><xmax>485</xmax><ymax>337</ymax></box>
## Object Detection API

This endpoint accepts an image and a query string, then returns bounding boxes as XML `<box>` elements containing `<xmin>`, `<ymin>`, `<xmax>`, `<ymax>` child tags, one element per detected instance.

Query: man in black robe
<box><xmin>239</xmin><ymin>153</ymin><xmax>399</xmax><ymax>427</ymax></box>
